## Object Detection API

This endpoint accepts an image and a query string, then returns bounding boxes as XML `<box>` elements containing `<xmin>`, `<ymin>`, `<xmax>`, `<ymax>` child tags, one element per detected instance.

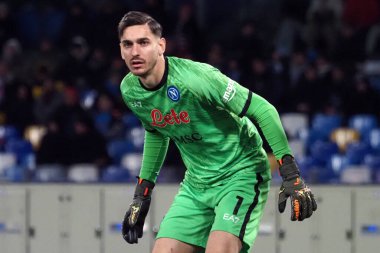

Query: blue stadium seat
<box><xmin>4</xmin><ymin>139</ymin><xmax>34</xmax><ymax>164</ymax></box>
<box><xmin>309</xmin><ymin>141</ymin><xmax>339</xmax><ymax>166</ymax></box>
<box><xmin>0</xmin><ymin>125</ymin><xmax>21</xmax><ymax>150</ymax></box>
<box><xmin>122</xmin><ymin>113</ymin><xmax>141</xmax><ymax>128</ymax></box>
<box><xmin>364</xmin><ymin>154</ymin><xmax>380</xmax><ymax>183</ymax></box>
<box><xmin>126</xmin><ymin>126</ymin><xmax>145</xmax><ymax>151</ymax></box>
<box><xmin>3</xmin><ymin>165</ymin><xmax>27</xmax><ymax>182</ymax></box>
<box><xmin>0</xmin><ymin>152</ymin><xmax>16</xmax><ymax>175</ymax></box>
<box><xmin>34</xmin><ymin>165</ymin><xmax>67</xmax><ymax>182</ymax></box>
<box><xmin>348</xmin><ymin>114</ymin><xmax>378</xmax><ymax>142</ymax></box>
<box><xmin>340</xmin><ymin>165</ymin><xmax>372</xmax><ymax>184</ymax></box>
<box><xmin>68</xmin><ymin>164</ymin><xmax>98</xmax><ymax>182</ymax></box>
<box><xmin>311</xmin><ymin>113</ymin><xmax>343</xmax><ymax>139</ymax></box>
<box><xmin>297</xmin><ymin>156</ymin><xmax>337</xmax><ymax>184</ymax></box>
<box><xmin>369</xmin><ymin>128</ymin><xmax>380</xmax><ymax>153</ymax></box>
<box><xmin>101</xmin><ymin>166</ymin><xmax>131</xmax><ymax>182</ymax></box>
<box><xmin>327</xmin><ymin>154</ymin><xmax>348</xmax><ymax>175</ymax></box>
<box><xmin>94</xmin><ymin>112</ymin><xmax>112</xmax><ymax>135</ymax></box>
<box><xmin>121</xmin><ymin>153</ymin><xmax>143</xmax><ymax>177</ymax></box>
<box><xmin>107</xmin><ymin>139</ymin><xmax>135</xmax><ymax>164</ymax></box>
<box><xmin>0</xmin><ymin>125</ymin><xmax>21</xmax><ymax>140</ymax></box>
<box><xmin>346</xmin><ymin>142</ymin><xmax>372</xmax><ymax>165</ymax></box>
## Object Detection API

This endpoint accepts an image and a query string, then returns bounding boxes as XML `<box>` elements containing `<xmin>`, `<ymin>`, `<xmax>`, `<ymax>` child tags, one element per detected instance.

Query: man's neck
<box><xmin>139</xmin><ymin>56</ymin><xmax>166</xmax><ymax>89</ymax></box>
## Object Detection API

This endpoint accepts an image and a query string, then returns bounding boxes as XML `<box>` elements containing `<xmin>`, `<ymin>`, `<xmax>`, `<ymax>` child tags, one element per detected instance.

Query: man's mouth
<box><xmin>131</xmin><ymin>59</ymin><xmax>144</xmax><ymax>68</ymax></box>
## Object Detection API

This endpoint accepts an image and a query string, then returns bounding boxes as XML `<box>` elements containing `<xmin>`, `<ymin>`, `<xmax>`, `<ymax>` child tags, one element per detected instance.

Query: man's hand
<box><xmin>278</xmin><ymin>155</ymin><xmax>317</xmax><ymax>221</ymax></box>
<box><xmin>122</xmin><ymin>178</ymin><xmax>155</xmax><ymax>243</ymax></box>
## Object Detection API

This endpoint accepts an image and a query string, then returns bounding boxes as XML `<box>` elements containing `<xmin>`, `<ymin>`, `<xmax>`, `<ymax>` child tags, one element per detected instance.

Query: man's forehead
<box><xmin>121</xmin><ymin>24</ymin><xmax>155</xmax><ymax>41</ymax></box>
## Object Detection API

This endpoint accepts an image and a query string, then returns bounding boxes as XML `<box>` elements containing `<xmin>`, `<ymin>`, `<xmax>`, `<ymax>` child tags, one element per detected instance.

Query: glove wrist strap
<box><xmin>279</xmin><ymin>155</ymin><xmax>300</xmax><ymax>180</ymax></box>
<box><xmin>134</xmin><ymin>177</ymin><xmax>155</xmax><ymax>198</ymax></box>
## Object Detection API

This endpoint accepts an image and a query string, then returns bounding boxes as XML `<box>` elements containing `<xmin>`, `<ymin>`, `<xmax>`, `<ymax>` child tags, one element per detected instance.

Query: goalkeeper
<box><xmin>119</xmin><ymin>11</ymin><xmax>317</xmax><ymax>253</ymax></box>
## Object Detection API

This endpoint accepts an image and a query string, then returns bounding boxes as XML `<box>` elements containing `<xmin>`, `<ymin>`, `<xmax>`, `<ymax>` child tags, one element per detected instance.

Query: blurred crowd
<box><xmin>1</xmin><ymin>0</ymin><xmax>380</xmax><ymax>174</ymax></box>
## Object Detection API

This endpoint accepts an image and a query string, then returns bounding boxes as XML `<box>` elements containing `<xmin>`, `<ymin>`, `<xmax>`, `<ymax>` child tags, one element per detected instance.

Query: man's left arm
<box><xmin>242</xmin><ymin>93</ymin><xmax>317</xmax><ymax>221</ymax></box>
<box><xmin>195</xmin><ymin>66</ymin><xmax>317</xmax><ymax>221</ymax></box>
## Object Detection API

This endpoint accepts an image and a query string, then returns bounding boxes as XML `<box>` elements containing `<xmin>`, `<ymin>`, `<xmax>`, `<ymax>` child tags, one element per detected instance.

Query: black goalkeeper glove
<box><xmin>122</xmin><ymin>177</ymin><xmax>155</xmax><ymax>244</ymax></box>
<box><xmin>278</xmin><ymin>155</ymin><xmax>317</xmax><ymax>221</ymax></box>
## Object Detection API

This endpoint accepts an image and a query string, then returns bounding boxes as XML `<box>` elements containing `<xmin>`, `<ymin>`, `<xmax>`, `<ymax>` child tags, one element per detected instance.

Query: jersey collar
<box><xmin>138</xmin><ymin>57</ymin><xmax>168</xmax><ymax>91</ymax></box>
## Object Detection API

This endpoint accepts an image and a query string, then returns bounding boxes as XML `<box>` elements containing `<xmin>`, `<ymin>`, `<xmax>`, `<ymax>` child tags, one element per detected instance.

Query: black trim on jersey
<box><xmin>138</xmin><ymin>57</ymin><xmax>169</xmax><ymax>91</ymax></box>
<box><xmin>239</xmin><ymin>172</ymin><xmax>263</xmax><ymax>241</ymax></box>
<box><xmin>145</xmin><ymin>128</ymin><xmax>157</xmax><ymax>133</ymax></box>
<box><xmin>238</xmin><ymin>91</ymin><xmax>252</xmax><ymax>118</ymax></box>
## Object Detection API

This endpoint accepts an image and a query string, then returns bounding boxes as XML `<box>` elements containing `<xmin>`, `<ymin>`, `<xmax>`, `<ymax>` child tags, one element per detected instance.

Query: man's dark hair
<box><xmin>118</xmin><ymin>11</ymin><xmax>162</xmax><ymax>39</ymax></box>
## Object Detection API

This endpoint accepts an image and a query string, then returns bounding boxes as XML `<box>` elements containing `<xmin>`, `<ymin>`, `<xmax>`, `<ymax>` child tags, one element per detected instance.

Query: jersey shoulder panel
<box><xmin>120</xmin><ymin>72</ymin><xmax>137</xmax><ymax>94</ymax></box>
<box><xmin>167</xmin><ymin>57</ymin><xmax>224</xmax><ymax>99</ymax></box>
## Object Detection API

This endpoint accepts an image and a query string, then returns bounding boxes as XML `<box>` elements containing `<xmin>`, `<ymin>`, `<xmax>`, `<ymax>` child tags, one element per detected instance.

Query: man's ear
<box><xmin>158</xmin><ymin>37</ymin><xmax>166</xmax><ymax>56</ymax></box>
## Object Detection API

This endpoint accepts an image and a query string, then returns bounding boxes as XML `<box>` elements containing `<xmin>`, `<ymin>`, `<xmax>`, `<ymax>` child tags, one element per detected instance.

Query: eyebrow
<box><xmin>121</xmin><ymin>37</ymin><xmax>150</xmax><ymax>44</ymax></box>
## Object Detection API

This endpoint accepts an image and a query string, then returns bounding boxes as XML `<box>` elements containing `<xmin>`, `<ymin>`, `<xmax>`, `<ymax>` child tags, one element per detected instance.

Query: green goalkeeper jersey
<box><xmin>120</xmin><ymin>57</ymin><xmax>292</xmax><ymax>187</ymax></box>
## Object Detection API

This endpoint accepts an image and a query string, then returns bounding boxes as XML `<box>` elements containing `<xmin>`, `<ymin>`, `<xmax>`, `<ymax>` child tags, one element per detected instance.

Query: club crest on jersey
<box><xmin>167</xmin><ymin>86</ymin><xmax>180</xmax><ymax>102</ymax></box>
<box><xmin>222</xmin><ymin>79</ymin><xmax>236</xmax><ymax>103</ymax></box>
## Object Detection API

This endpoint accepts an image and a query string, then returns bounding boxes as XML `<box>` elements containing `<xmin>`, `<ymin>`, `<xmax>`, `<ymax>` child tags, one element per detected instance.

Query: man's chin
<box><xmin>130</xmin><ymin>69</ymin><xmax>146</xmax><ymax>76</ymax></box>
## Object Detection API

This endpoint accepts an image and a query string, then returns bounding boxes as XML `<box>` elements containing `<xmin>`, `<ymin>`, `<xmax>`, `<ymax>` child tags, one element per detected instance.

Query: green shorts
<box><xmin>156</xmin><ymin>168</ymin><xmax>271</xmax><ymax>253</ymax></box>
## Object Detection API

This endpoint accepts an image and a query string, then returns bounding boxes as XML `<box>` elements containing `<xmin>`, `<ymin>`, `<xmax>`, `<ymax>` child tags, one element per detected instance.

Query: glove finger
<box><xmin>137</xmin><ymin>224</ymin><xmax>144</xmax><ymax>238</ymax></box>
<box><xmin>127</xmin><ymin>228</ymin><xmax>138</xmax><ymax>244</ymax></box>
<box><xmin>304</xmin><ymin>191</ymin><xmax>313</xmax><ymax>219</ymax></box>
<box><xmin>310</xmin><ymin>192</ymin><xmax>318</xmax><ymax>211</ymax></box>
<box><xmin>278</xmin><ymin>191</ymin><xmax>288</xmax><ymax>213</ymax></box>
<box><xmin>290</xmin><ymin>196</ymin><xmax>300</xmax><ymax>221</ymax></box>
<box><xmin>122</xmin><ymin>210</ymin><xmax>131</xmax><ymax>237</ymax></box>
<box><xmin>297</xmin><ymin>192</ymin><xmax>308</xmax><ymax>221</ymax></box>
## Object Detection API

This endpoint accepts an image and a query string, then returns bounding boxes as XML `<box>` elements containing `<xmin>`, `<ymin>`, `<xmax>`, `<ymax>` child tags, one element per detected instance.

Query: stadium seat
<box><xmin>327</xmin><ymin>154</ymin><xmax>348</xmax><ymax>175</ymax></box>
<box><xmin>101</xmin><ymin>166</ymin><xmax>131</xmax><ymax>182</ymax></box>
<box><xmin>94</xmin><ymin>112</ymin><xmax>112</xmax><ymax>136</ymax></box>
<box><xmin>34</xmin><ymin>164</ymin><xmax>67</xmax><ymax>182</ymax></box>
<box><xmin>330</xmin><ymin>127</ymin><xmax>360</xmax><ymax>152</ymax></box>
<box><xmin>364</xmin><ymin>154</ymin><xmax>380</xmax><ymax>183</ymax></box>
<box><xmin>297</xmin><ymin>156</ymin><xmax>337</xmax><ymax>184</ymax></box>
<box><xmin>364</xmin><ymin>154</ymin><xmax>380</xmax><ymax>170</ymax></box>
<box><xmin>309</xmin><ymin>140</ymin><xmax>339</xmax><ymax>166</ymax></box>
<box><xmin>4</xmin><ymin>139</ymin><xmax>33</xmax><ymax>156</ymax></box>
<box><xmin>122</xmin><ymin>113</ymin><xmax>141</xmax><ymax>128</ymax></box>
<box><xmin>107</xmin><ymin>139</ymin><xmax>135</xmax><ymax>164</ymax></box>
<box><xmin>126</xmin><ymin>126</ymin><xmax>145</xmax><ymax>151</ymax></box>
<box><xmin>121</xmin><ymin>153</ymin><xmax>143</xmax><ymax>177</ymax></box>
<box><xmin>4</xmin><ymin>139</ymin><xmax>34</xmax><ymax>167</ymax></box>
<box><xmin>67</xmin><ymin>164</ymin><xmax>98</xmax><ymax>182</ymax></box>
<box><xmin>340</xmin><ymin>165</ymin><xmax>371</xmax><ymax>184</ymax></box>
<box><xmin>0</xmin><ymin>153</ymin><xmax>17</xmax><ymax>181</ymax></box>
<box><xmin>0</xmin><ymin>153</ymin><xmax>17</xmax><ymax>176</ymax></box>
<box><xmin>369</xmin><ymin>128</ymin><xmax>380</xmax><ymax>153</ymax></box>
<box><xmin>280</xmin><ymin>113</ymin><xmax>308</xmax><ymax>139</ymax></box>
<box><xmin>0</xmin><ymin>125</ymin><xmax>20</xmax><ymax>141</ymax></box>
<box><xmin>348</xmin><ymin>114</ymin><xmax>378</xmax><ymax>141</ymax></box>
<box><xmin>3</xmin><ymin>165</ymin><xmax>26</xmax><ymax>182</ymax></box>
<box><xmin>311</xmin><ymin>113</ymin><xmax>343</xmax><ymax>139</ymax></box>
<box><xmin>288</xmin><ymin>139</ymin><xmax>306</xmax><ymax>159</ymax></box>
<box><xmin>345</xmin><ymin>142</ymin><xmax>372</xmax><ymax>165</ymax></box>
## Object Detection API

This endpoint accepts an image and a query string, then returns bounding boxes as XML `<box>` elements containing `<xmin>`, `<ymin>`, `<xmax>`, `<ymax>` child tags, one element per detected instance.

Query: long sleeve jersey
<box><xmin>120</xmin><ymin>57</ymin><xmax>292</xmax><ymax>188</ymax></box>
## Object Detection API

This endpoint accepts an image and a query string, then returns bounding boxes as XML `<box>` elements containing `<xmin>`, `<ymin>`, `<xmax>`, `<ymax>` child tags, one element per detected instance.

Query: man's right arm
<box><xmin>121</xmin><ymin>129</ymin><xmax>169</xmax><ymax>244</ymax></box>
<box><xmin>139</xmin><ymin>129</ymin><xmax>170</xmax><ymax>182</ymax></box>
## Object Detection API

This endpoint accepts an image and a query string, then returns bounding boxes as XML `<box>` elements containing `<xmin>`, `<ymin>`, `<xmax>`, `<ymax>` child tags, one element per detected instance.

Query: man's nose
<box><xmin>131</xmin><ymin>44</ymin><xmax>139</xmax><ymax>56</ymax></box>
